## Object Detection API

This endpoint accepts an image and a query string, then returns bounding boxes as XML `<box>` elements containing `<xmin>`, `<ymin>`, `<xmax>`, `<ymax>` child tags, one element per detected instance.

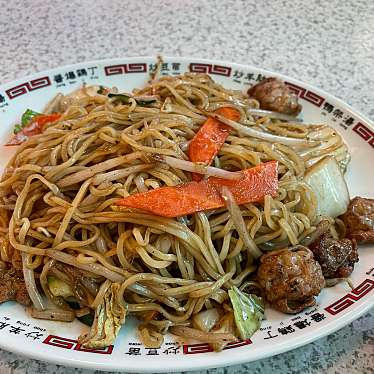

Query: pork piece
<box><xmin>257</xmin><ymin>246</ymin><xmax>325</xmax><ymax>314</ymax></box>
<box><xmin>0</xmin><ymin>236</ymin><xmax>22</xmax><ymax>270</ymax></box>
<box><xmin>0</xmin><ymin>266</ymin><xmax>31</xmax><ymax>306</ymax></box>
<box><xmin>247</xmin><ymin>77</ymin><xmax>302</xmax><ymax>115</ymax></box>
<box><xmin>309</xmin><ymin>228</ymin><xmax>358</xmax><ymax>278</ymax></box>
<box><xmin>340</xmin><ymin>197</ymin><xmax>374</xmax><ymax>244</ymax></box>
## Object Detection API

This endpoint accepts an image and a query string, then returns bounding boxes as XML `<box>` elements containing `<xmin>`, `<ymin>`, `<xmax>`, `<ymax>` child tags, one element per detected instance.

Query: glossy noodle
<box><xmin>0</xmin><ymin>73</ymin><xmax>350</xmax><ymax>349</ymax></box>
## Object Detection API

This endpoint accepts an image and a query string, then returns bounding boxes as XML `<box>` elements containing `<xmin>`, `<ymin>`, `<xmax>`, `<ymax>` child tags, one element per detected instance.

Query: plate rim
<box><xmin>0</xmin><ymin>300</ymin><xmax>372</xmax><ymax>373</ymax></box>
<box><xmin>1</xmin><ymin>55</ymin><xmax>373</xmax><ymax>130</ymax></box>
<box><xmin>0</xmin><ymin>56</ymin><xmax>373</xmax><ymax>372</ymax></box>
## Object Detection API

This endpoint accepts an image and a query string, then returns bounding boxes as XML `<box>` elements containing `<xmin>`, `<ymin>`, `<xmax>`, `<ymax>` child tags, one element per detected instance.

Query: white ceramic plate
<box><xmin>0</xmin><ymin>57</ymin><xmax>373</xmax><ymax>373</ymax></box>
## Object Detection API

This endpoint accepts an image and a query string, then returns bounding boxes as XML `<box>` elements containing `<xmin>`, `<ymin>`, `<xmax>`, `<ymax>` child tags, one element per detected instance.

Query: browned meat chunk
<box><xmin>0</xmin><ymin>236</ymin><xmax>22</xmax><ymax>270</ymax></box>
<box><xmin>309</xmin><ymin>232</ymin><xmax>358</xmax><ymax>278</ymax></box>
<box><xmin>0</xmin><ymin>266</ymin><xmax>31</xmax><ymax>306</ymax></box>
<box><xmin>247</xmin><ymin>77</ymin><xmax>302</xmax><ymax>115</ymax></box>
<box><xmin>340</xmin><ymin>197</ymin><xmax>374</xmax><ymax>243</ymax></box>
<box><xmin>257</xmin><ymin>246</ymin><xmax>325</xmax><ymax>314</ymax></box>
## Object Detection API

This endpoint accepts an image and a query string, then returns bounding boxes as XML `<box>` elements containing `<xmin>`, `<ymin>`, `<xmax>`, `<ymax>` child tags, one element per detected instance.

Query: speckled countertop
<box><xmin>0</xmin><ymin>0</ymin><xmax>373</xmax><ymax>373</ymax></box>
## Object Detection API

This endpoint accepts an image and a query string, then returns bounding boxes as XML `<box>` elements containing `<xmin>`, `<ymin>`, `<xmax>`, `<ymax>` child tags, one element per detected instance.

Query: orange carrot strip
<box><xmin>188</xmin><ymin>107</ymin><xmax>240</xmax><ymax>181</ymax></box>
<box><xmin>117</xmin><ymin>161</ymin><xmax>278</xmax><ymax>218</ymax></box>
<box><xmin>6</xmin><ymin>113</ymin><xmax>61</xmax><ymax>146</ymax></box>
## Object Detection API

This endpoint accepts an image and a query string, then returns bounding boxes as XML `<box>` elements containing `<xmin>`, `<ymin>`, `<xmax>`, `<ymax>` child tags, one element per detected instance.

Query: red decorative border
<box><xmin>43</xmin><ymin>335</ymin><xmax>113</xmax><ymax>354</ymax></box>
<box><xmin>285</xmin><ymin>82</ymin><xmax>324</xmax><ymax>107</ymax></box>
<box><xmin>183</xmin><ymin>339</ymin><xmax>251</xmax><ymax>354</ymax></box>
<box><xmin>104</xmin><ymin>63</ymin><xmax>147</xmax><ymax>76</ymax></box>
<box><xmin>183</xmin><ymin>342</ymin><xmax>212</xmax><ymax>355</ymax></box>
<box><xmin>189</xmin><ymin>63</ymin><xmax>232</xmax><ymax>77</ymax></box>
<box><xmin>285</xmin><ymin>82</ymin><xmax>306</xmax><ymax>97</ymax></box>
<box><xmin>6</xmin><ymin>76</ymin><xmax>51</xmax><ymax>99</ymax></box>
<box><xmin>325</xmin><ymin>279</ymin><xmax>374</xmax><ymax>315</ymax></box>
<box><xmin>43</xmin><ymin>335</ymin><xmax>76</xmax><ymax>349</ymax></box>
<box><xmin>353</xmin><ymin>122</ymin><xmax>374</xmax><ymax>148</ymax></box>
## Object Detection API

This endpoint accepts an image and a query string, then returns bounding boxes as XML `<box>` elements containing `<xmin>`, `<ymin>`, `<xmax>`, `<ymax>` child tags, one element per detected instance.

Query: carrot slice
<box><xmin>188</xmin><ymin>107</ymin><xmax>240</xmax><ymax>181</ymax></box>
<box><xmin>117</xmin><ymin>161</ymin><xmax>278</xmax><ymax>217</ymax></box>
<box><xmin>6</xmin><ymin>113</ymin><xmax>61</xmax><ymax>146</ymax></box>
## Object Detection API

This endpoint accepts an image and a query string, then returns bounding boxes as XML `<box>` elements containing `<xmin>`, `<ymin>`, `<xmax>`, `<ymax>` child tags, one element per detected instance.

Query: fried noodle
<box><xmin>0</xmin><ymin>73</ymin><xmax>349</xmax><ymax>349</ymax></box>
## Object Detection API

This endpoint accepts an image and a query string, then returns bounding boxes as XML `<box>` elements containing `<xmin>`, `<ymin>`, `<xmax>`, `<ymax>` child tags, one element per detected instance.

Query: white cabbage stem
<box><xmin>211</xmin><ymin>112</ymin><xmax>317</xmax><ymax>147</ymax></box>
<box><xmin>247</xmin><ymin>108</ymin><xmax>302</xmax><ymax>122</ymax></box>
<box><xmin>157</xmin><ymin>155</ymin><xmax>242</xmax><ymax>180</ymax></box>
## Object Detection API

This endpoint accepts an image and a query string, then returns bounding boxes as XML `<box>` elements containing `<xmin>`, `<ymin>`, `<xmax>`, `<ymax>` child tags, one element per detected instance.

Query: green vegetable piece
<box><xmin>21</xmin><ymin>109</ymin><xmax>40</xmax><ymax>126</ymax></box>
<box><xmin>48</xmin><ymin>276</ymin><xmax>74</xmax><ymax>298</ymax></box>
<box><xmin>228</xmin><ymin>286</ymin><xmax>264</xmax><ymax>340</ymax></box>
<box><xmin>108</xmin><ymin>93</ymin><xmax>130</xmax><ymax>104</ymax></box>
<box><xmin>97</xmin><ymin>86</ymin><xmax>105</xmax><ymax>95</ymax></box>
<box><xmin>135</xmin><ymin>98</ymin><xmax>157</xmax><ymax>106</ymax></box>
<box><xmin>78</xmin><ymin>283</ymin><xmax>126</xmax><ymax>348</ymax></box>
<box><xmin>66</xmin><ymin>300</ymin><xmax>80</xmax><ymax>310</ymax></box>
<box><xmin>66</xmin><ymin>300</ymin><xmax>94</xmax><ymax>327</ymax></box>
<box><xmin>108</xmin><ymin>93</ymin><xmax>156</xmax><ymax>106</ymax></box>
<box><xmin>12</xmin><ymin>108</ymin><xmax>40</xmax><ymax>134</ymax></box>
<box><xmin>13</xmin><ymin>124</ymin><xmax>22</xmax><ymax>134</ymax></box>
<box><xmin>78</xmin><ymin>313</ymin><xmax>94</xmax><ymax>326</ymax></box>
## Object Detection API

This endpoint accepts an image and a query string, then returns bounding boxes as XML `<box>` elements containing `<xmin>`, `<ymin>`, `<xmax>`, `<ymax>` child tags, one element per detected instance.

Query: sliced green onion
<box><xmin>13</xmin><ymin>124</ymin><xmax>22</xmax><ymax>134</ymax></box>
<box><xmin>77</xmin><ymin>313</ymin><xmax>94</xmax><ymax>326</ymax></box>
<box><xmin>21</xmin><ymin>109</ymin><xmax>40</xmax><ymax>126</ymax></box>
<box><xmin>13</xmin><ymin>109</ymin><xmax>41</xmax><ymax>134</ymax></box>
<box><xmin>108</xmin><ymin>93</ymin><xmax>156</xmax><ymax>106</ymax></box>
